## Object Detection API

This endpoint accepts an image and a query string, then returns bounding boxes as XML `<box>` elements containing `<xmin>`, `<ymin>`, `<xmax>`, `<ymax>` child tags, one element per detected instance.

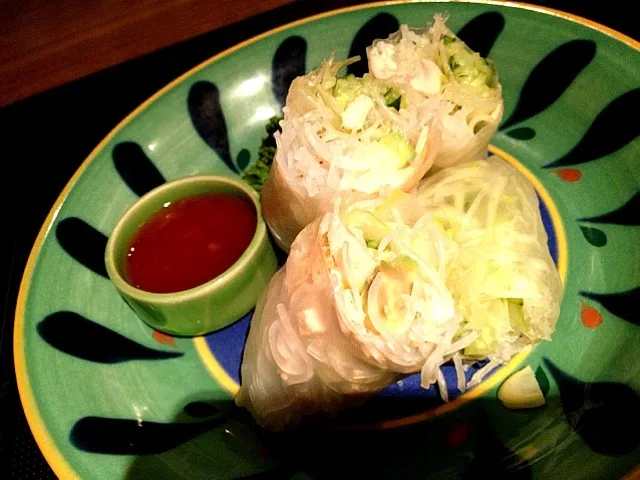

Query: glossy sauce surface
<box><xmin>125</xmin><ymin>194</ymin><xmax>257</xmax><ymax>293</ymax></box>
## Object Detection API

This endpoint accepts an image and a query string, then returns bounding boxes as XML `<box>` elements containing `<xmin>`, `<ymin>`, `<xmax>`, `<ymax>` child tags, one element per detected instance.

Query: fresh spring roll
<box><xmin>366</xmin><ymin>15</ymin><xmax>504</xmax><ymax>169</ymax></box>
<box><xmin>417</xmin><ymin>156</ymin><xmax>563</xmax><ymax>386</ymax></box>
<box><xmin>261</xmin><ymin>56</ymin><xmax>439</xmax><ymax>252</ymax></box>
<box><xmin>237</xmin><ymin>192</ymin><xmax>473</xmax><ymax>431</ymax></box>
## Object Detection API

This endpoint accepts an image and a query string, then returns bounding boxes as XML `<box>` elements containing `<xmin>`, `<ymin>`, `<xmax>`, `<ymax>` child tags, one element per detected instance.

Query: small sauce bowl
<box><xmin>105</xmin><ymin>175</ymin><xmax>278</xmax><ymax>336</ymax></box>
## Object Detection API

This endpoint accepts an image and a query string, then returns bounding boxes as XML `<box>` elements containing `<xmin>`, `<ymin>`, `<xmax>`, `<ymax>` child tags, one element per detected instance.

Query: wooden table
<box><xmin>1</xmin><ymin>0</ymin><xmax>294</xmax><ymax>107</ymax></box>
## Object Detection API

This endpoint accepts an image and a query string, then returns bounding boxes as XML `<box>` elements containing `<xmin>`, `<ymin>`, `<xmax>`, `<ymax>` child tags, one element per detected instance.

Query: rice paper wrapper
<box><xmin>236</xmin><ymin>217</ymin><xmax>399</xmax><ymax>431</ymax></box>
<box><xmin>260</xmin><ymin>159</ymin><xmax>334</xmax><ymax>252</ymax></box>
<box><xmin>238</xmin><ymin>191</ymin><xmax>464</xmax><ymax>430</ymax></box>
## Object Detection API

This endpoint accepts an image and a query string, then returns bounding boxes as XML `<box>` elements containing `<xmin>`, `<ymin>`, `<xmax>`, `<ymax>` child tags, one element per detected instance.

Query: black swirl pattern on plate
<box><xmin>544</xmin><ymin>88</ymin><xmax>640</xmax><ymax>168</ymax></box>
<box><xmin>505</xmin><ymin>127</ymin><xmax>536</xmax><ymax>140</ymax></box>
<box><xmin>501</xmin><ymin>40</ymin><xmax>596</xmax><ymax>130</ymax></box>
<box><xmin>456</xmin><ymin>12</ymin><xmax>505</xmax><ymax>58</ymax></box>
<box><xmin>188</xmin><ymin>80</ymin><xmax>238</xmax><ymax>173</ymax></box>
<box><xmin>112</xmin><ymin>141</ymin><xmax>166</xmax><ymax>197</ymax></box>
<box><xmin>236</xmin><ymin>148</ymin><xmax>251</xmax><ymax>171</ymax></box>
<box><xmin>55</xmin><ymin>217</ymin><xmax>109</xmax><ymax>278</ymax></box>
<box><xmin>544</xmin><ymin>359</ymin><xmax>640</xmax><ymax>456</ymax></box>
<box><xmin>576</xmin><ymin>192</ymin><xmax>640</xmax><ymax>247</ymax></box>
<box><xmin>71</xmin><ymin>414</ymin><xmax>226</xmax><ymax>455</ymax></box>
<box><xmin>579</xmin><ymin>226</ymin><xmax>607</xmax><ymax>247</ymax></box>
<box><xmin>38</xmin><ymin>311</ymin><xmax>182</xmax><ymax>363</ymax></box>
<box><xmin>272</xmin><ymin>36</ymin><xmax>307</xmax><ymax>109</ymax></box>
<box><xmin>578</xmin><ymin>192</ymin><xmax>640</xmax><ymax>226</ymax></box>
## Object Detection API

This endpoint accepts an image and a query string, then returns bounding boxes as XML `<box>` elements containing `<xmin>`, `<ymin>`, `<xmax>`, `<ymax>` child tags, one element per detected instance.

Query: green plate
<box><xmin>15</xmin><ymin>1</ymin><xmax>640</xmax><ymax>478</ymax></box>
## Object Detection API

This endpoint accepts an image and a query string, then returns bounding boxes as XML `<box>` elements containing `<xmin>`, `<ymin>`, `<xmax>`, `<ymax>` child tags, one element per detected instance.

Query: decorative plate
<box><xmin>15</xmin><ymin>1</ymin><xmax>640</xmax><ymax>478</ymax></box>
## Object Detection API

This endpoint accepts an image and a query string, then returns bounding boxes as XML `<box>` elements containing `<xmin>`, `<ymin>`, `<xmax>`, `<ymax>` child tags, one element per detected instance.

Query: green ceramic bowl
<box><xmin>104</xmin><ymin>175</ymin><xmax>278</xmax><ymax>336</ymax></box>
<box><xmin>14</xmin><ymin>2</ymin><xmax>640</xmax><ymax>479</ymax></box>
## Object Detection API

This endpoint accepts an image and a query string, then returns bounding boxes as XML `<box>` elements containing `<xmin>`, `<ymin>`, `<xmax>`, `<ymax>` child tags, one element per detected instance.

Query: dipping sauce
<box><xmin>125</xmin><ymin>194</ymin><xmax>257</xmax><ymax>293</ymax></box>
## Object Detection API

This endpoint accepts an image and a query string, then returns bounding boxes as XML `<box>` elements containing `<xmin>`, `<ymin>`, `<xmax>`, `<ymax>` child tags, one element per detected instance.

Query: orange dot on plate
<box><xmin>581</xmin><ymin>302</ymin><xmax>603</xmax><ymax>329</ymax></box>
<box><xmin>152</xmin><ymin>329</ymin><xmax>177</xmax><ymax>347</ymax></box>
<box><xmin>554</xmin><ymin>168</ymin><xmax>582</xmax><ymax>182</ymax></box>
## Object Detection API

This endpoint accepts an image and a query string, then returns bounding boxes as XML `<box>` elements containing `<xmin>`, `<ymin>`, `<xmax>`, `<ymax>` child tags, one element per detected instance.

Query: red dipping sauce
<box><xmin>125</xmin><ymin>194</ymin><xmax>257</xmax><ymax>293</ymax></box>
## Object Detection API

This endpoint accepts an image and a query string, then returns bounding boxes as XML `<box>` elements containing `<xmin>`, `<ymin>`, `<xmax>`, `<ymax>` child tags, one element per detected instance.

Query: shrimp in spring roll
<box><xmin>367</xmin><ymin>15</ymin><xmax>504</xmax><ymax>169</ymax></box>
<box><xmin>261</xmin><ymin>57</ymin><xmax>439</xmax><ymax>252</ymax></box>
<box><xmin>237</xmin><ymin>192</ymin><xmax>471</xmax><ymax>431</ymax></box>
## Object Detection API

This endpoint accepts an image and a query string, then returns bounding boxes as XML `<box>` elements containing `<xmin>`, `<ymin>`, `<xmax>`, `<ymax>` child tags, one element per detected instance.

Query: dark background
<box><xmin>0</xmin><ymin>1</ymin><xmax>636</xmax><ymax>478</ymax></box>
